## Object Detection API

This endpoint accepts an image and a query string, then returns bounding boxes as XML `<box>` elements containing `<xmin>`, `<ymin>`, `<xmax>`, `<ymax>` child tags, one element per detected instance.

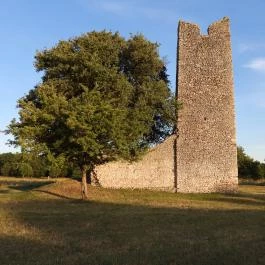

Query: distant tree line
<box><xmin>1</xmin><ymin>147</ymin><xmax>264</xmax><ymax>179</ymax></box>
<box><xmin>0</xmin><ymin>152</ymin><xmax>79</xmax><ymax>178</ymax></box>
<box><xmin>237</xmin><ymin>146</ymin><xmax>265</xmax><ymax>179</ymax></box>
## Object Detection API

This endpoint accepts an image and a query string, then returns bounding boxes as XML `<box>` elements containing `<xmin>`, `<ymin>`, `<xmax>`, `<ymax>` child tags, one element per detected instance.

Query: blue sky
<box><xmin>0</xmin><ymin>0</ymin><xmax>264</xmax><ymax>161</ymax></box>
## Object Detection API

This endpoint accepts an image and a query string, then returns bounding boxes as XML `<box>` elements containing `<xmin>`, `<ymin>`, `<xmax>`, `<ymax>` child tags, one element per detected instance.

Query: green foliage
<box><xmin>0</xmin><ymin>153</ymin><xmax>20</xmax><ymax>176</ymax></box>
<box><xmin>18</xmin><ymin>162</ymin><xmax>33</xmax><ymax>178</ymax></box>
<box><xmin>0</xmin><ymin>152</ymin><xmax>74</xmax><ymax>178</ymax></box>
<box><xmin>1</xmin><ymin>163</ymin><xmax>13</xmax><ymax>176</ymax></box>
<box><xmin>47</xmin><ymin>153</ymin><xmax>67</xmax><ymax>178</ymax></box>
<box><xmin>237</xmin><ymin>146</ymin><xmax>265</xmax><ymax>179</ymax></box>
<box><xmin>8</xmin><ymin>31</ymin><xmax>176</xmax><ymax>178</ymax></box>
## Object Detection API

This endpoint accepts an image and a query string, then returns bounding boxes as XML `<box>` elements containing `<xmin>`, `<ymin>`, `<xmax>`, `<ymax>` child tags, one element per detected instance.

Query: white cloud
<box><xmin>244</xmin><ymin>58</ymin><xmax>265</xmax><ymax>72</ymax></box>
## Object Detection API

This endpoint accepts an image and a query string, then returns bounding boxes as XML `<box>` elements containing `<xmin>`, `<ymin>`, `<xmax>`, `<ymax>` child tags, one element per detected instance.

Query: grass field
<box><xmin>0</xmin><ymin>177</ymin><xmax>264</xmax><ymax>265</ymax></box>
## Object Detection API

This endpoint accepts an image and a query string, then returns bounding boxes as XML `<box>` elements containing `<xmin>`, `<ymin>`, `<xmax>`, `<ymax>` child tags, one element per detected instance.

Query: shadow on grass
<box><xmin>32</xmin><ymin>182</ymin><xmax>265</xmax><ymax>208</ymax></box>
<box><xmin>7</xmin><ymin>181</ymin><xmax>54</xmax><ymax>192</ymax></box>
<box><xmin>0</xmin><ymin>195</ymin><xmax>265</xmax><ymax>265</ymax></box>
<box><xmin>239</xmin><ymin>180</ymin><xmax>265</xmax><ymax>186</ymax></box>
<box><xmin>0</xmin><ymin>190</ymin><xmax>11</xmax><ymax>194</ymax></box>
<box><xmin>202</xmin><ymin>191</ymin><xmax>265</xmax><ymax>207</ymax></box>
<box><xmin>34</xmin><ymin>189</ymin><xmax>78</xmax><ymax>200</ymax></box>
<box><xmin>37</xmin><ymin>190</ymin><xmax>265</xmax><ymax>207</ymax></box>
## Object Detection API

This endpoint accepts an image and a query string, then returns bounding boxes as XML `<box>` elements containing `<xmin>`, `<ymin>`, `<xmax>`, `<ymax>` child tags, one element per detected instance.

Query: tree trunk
<box><xmin>81</xmin><ymin>166</ymin><xmax>88</xmax><ymax>200</ymax></box>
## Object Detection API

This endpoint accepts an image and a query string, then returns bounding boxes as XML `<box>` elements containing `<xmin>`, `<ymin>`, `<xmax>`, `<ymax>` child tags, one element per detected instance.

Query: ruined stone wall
<box><xmin>93</xmin><ymin>17</ymin><xmax>238</xmax><ymax>193</ymax></box>
<box><xmin>176</xmin><ymin>17</ymin><xmax>238</xmax><ymax>192</ymax></box>
<box><xmin>95</xmin><ymin>135</ymin><xmax>176</xmax><ymax>191</ymax></box>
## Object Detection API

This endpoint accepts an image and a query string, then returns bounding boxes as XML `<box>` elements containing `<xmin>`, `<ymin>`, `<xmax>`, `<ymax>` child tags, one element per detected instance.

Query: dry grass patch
<box><xmin>0</xmin><ymin>177</ymin><xmax>265</xmax><ymax>265</ymax></box>
<box><xmin>37</xmin><ymin>178</ymin><xmax>265</xmax><ymax>210</ymax></box>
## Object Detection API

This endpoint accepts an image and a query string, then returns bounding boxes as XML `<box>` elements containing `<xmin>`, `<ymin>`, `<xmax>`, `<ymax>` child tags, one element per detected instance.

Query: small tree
<box><xmin>8</xmin><ymin>31</ymin><xmax>176</xmax><ymax>199</ymax></box>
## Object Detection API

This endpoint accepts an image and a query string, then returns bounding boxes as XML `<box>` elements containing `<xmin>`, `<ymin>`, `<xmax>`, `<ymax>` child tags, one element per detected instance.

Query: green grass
<box><xmin>0</xmin><ymin>177</ymin><xmax>265</xmax><ymax>265</ymax></box>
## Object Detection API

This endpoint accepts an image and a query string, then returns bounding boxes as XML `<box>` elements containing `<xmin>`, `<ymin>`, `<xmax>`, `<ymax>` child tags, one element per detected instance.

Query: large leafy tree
<box><xmin>8</xmin><ymin>31</ymin><xmax>176</xmax><ymax>198</ymax></box>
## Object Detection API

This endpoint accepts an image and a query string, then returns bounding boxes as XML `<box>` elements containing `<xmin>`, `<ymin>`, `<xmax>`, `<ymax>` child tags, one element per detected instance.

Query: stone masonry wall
<box><xmin>94</xmin><ymin>17</ymin><xmax>238</xmax><ymax>193</ymax></box>
<box><xmin>176</xmin><ymin>17</ymin><xmax>238</xmax><ymax>192</ymax></box>
<box><xmin>95</xmin><ymin>135</ymin><xmax>176</xmax><ymax>191</ymax></box>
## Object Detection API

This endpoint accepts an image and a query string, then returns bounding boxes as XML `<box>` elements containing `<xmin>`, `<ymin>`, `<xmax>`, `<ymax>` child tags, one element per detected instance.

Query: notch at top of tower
<box><xmin>208</xmin><ymin>17</ymin><xmax>230</xmax><ymax>36</ymax></box>
<box><xmin>178</xmin><ymin>17</ymin><xmax>230</xmax><ymax>37</ymax></box>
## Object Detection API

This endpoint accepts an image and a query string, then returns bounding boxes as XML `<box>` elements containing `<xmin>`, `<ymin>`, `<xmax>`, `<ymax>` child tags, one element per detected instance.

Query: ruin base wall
<box><xmin>95</xmin><ymin>136</ymin><xmax>176</xmax><ymax>191</ymax></box>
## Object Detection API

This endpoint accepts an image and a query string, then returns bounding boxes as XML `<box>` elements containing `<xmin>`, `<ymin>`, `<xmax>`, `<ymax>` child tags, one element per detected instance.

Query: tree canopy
<box><xmin>237</xmin><ymin>146</ymin><xmax>265</xmax><ymax>179</ymax></box>
<box><xmin>8</xmin><ymin>31</ymin><xmax>176</xmax><ymax>198</ymax></box>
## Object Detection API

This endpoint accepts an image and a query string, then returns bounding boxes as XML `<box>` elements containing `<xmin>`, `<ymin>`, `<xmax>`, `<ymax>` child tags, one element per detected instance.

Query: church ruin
<box><xmin>95</xmin><ymin>17</ymin><xmax>238</xmax><ymax>193</ymax></box>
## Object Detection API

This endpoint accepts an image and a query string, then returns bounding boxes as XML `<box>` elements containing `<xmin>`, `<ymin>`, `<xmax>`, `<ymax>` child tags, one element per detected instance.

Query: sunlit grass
<box><xmin>0</xmin><ymin>177</ymin><xmax>264</xmax><ymax>265</ymax></box>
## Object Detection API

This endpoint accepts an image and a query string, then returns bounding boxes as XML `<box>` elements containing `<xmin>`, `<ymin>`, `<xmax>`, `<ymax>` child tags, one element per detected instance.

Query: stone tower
<box><xmin>176</xmin><ymin>17</ymin><xmax>238</xmax><ymax>192</ymax></box>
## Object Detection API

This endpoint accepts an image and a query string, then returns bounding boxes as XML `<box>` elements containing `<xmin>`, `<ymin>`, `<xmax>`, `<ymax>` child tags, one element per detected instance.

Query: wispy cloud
<box><xmin>239</xmin><ymin>43</ymin><xmax>252</xmax><ymax>53</ymax></box>
<box><xmin>96</xmin><ymin>1</ymin><xmax>177</xmax><ymax>23</ymax></box>
<box><xmin>99</xmin><ymin>1</ymin><xmax>128</xmax><ymax>15</ymax></box>
<box><xmin>253</xmin><ymin>91</ymin><xmax>265</xmax><ymax>108</ymax></box>
<box><xmin>244</xmin><ymin>58</ymin><xmax>265</xmax><ymax>73</ymax></box>
<box><xmin>139</xmin><ymin>6</ymin><xmax>177</xmax><ymax>23</ymax></box>
<box><xmin>239</xmin><ymin>43</ymin><xmax>265</xmax><ymax>53</ymax></box>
